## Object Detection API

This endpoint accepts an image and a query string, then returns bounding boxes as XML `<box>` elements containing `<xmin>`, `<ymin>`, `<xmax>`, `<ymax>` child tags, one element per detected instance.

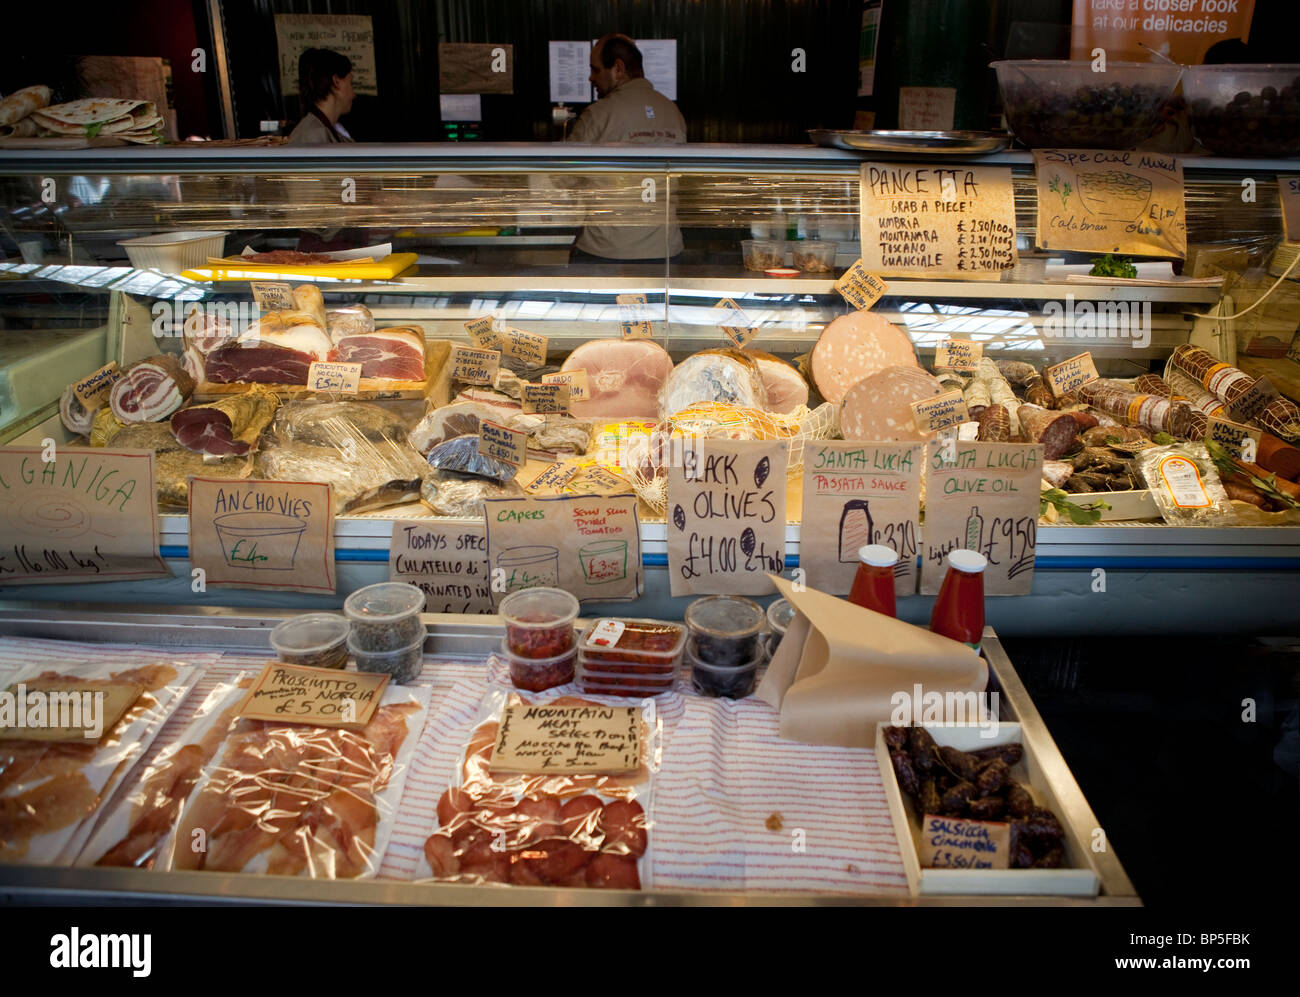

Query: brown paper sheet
<box><xmin>389</xmin><ymin>519</ymin><xmax>493</xmax><ymax>613</ymax></box>
<box><xmin>755</xmin><ymin>574</ymin><xmax>987</xmax><ymax>747</ymax></box>
<box><xmin>188</xmin><ymin>477</ymin><xmax>335</xmax><ymax>594</ymax></box>
<box><xmin>800</xmin><ymin>441</ymin><xmax>922</xmax><ymax>596</ymax></box>
<box><xmin>1034</xmin><ymin>149</ymin><xmax>1186</xmax><ymax>258</ymax></box>
<box><xmin>921</xmin><ymin>442</ymin><xmax>1042</xmax><ymax>596</ymax></box>
<box><xmin>484</xmin><ymin>492</ymin><xmax>641</xmax><ymax>602</ymax></box>
<box><xmin>666</xmin><ymin>438</ymin><xmax>787</xmax><ymax>597</ymax></box>
<box><xmin>859</xmin><ymin>163</ymin><xmax>1017</xmax><ymax>277</ymax></box>
<box><xmin>0</xmin><ymin>447</ymin><xmax>167</xmax><ymax>585</ymax></box>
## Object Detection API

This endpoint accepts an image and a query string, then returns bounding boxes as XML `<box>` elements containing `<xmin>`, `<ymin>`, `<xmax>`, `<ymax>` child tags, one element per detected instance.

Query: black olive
<box><xmin>754</xmin><ymin>456</ymin><xmax>770</xmax><ymax>488</ymax></box>
<box><xmin>740</xmin><ymin>527</ymin><xmax>756</xmax><ymax>556</ymax></box>
<box><xmin>672</xmin><ymin>504</ymin><xmax>686</xmax><ymax>531</ymax></box>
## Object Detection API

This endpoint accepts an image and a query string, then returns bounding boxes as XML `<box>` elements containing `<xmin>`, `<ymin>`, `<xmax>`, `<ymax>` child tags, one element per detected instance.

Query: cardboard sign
<box><xmin>484</xmin><ymin>492</ymin><xmax>642</xmax><ymax>601</ymax></box>
<box><xmin>918</xmin><ymin>814</ymin><xmax>1010</xmax><ymax>870</ymax></box>
<box><xmin>911</xmin><ymin>391</ymin><xmax>970</xmax><ymax>434</ymax></box>
<box><xmin>859</xmin><ymin>163</ymin><xmax>1018</xmax><ymax>277</ymax></box>
<box><xmin>501</xmin><ymin>328</ymin><xmax>548</xmax><ymax>366</ymax></box>
<box><xmin>567</xmin><ymin>464</ymin><xmax>631</xmax><ymax>495</ymax></box>
<box><xmin>188</xmin><ymin>477</ymin><xmax>335</xmax><ymax>594</ymax></box>
<box><xmin>478</xmin><ymin>421</ymin><xmax>525</xmax><ymax>470</ymax></box>
<box><xmin>522</xmin><ymin>383</ymin><xmax>570</xmax><ymax>414</ymax></box>
<box><xmin>489</xmin><ymin>703</ymin><xmax>641</xmax><ymax>775</ymax></box>
<box><xmin>249</xmin><ymin>281</ymin><xmax>295</xmax><ymax>312</ymax></box>
<box><xmin>389</xmin><ymin>520</ymin><xmax>493</xmax><ymax>614</ymax></box>
<box><xmin>935</xmin><ymin>339</ymin><xmax>982</xmax><ymax>372</ymax></box>
<box><xmin>464</xmin><ymin>315</ymin><xmax>500</xmax><ymax>350</ymax></box>
<box><xmin>438</xmin><ymin>42</ymin><xmax>514</xmax><ymax>95</ymax></box>
<box><xmin>0</xmin><ymin>680</ymin><xmax>141</xmax><ymax>742</ymax></box>
<box><xmin>0</xmin><ymin>447</ymin><xmax>167</xmax><ymax>585</ymax></box>
<box><xmin>1044</xmin><ymin>352</ymin><xmax>1100</xmax><ymax>396</ymax></box>
<box><xmin>666</xmin><ymin>438</ymin><xmax>787</xmax><ymax>597</ymax></box>
<box><xmin>1207</xmin><ymin>415</ymin><xmax>1263</xmax><ymax>462</ymax></box>
<box><xmin>1226</xmin><ymin>377</ymin><xmax>1279</xmax><ymax>423</ymax></box>
<box><xmin>1068</xmin><ymin>0</ymin><xmax>1256</xmax><ymax>65</ymax></box>
<box><xmin>275</xmin><ymin>14</ymin><xmax>377</xmax><ymax>96</ymax></box>
<box><xmin>451</xmin><ymin>345</ymin><xmax>501</xmax><ymax>385</ymax></box>
<box><xmin>71</xmin><ymin>362</ymin><xmax>123</xmax><ymax>409</ymax></box>
<box><xmin>898</xmin><ymin>86</ymin><xmax>956</xmax><ymax>131</ymax></box>
<box><xmin>238</xmin><ymin>663</ymin><xmax>387</xmax><ymax>728</ymax></box>
<box><xmin>834</xmin><ymin>259</ymin><xmax>890</xmax><ymax>310</ymax></box>
<box><xmin>1034</xmin><ymin>149</ymin><xmax>1186</xmax><ymax>258</ymax></box>
<box><xmin>616</xmin><ymin>293</ymin><xmax>655</xmax><ymax>340</ymax></box>
<box><xmin>921</xmin><ymin>442</ymin><xmax>1042</xmax><ymax>596</ymax></box>
<box><xmin>800</xmin><ymin>441</ymin><xmax>922</xmax><ymax>596</ymax></box>
<box><xmin>1280</xmin><ymin>176</ymin><xmax>1300</xmax><ymax>243</ymax></box>
<box><xmin>715</xmin><ymin>297</ymin><xmax>758</xmax><ymax>348</ymax></box>
<box><xmin>524</xmin><ymin>462</ymin><xmax>580</xmax><ymax>495</ymax></box>
<box><xmin>541</xmin><ymin>369</ymin><xmax>589</xmax><ymax>402</ymax></box>
<box><xmin>307</xmin><ymin>361</ymin><xmax>362</xmax><ymax>393</ymax></box>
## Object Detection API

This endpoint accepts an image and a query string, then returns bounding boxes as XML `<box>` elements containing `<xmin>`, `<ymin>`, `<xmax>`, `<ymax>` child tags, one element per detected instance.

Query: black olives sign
<box><xmin>666</xmin><ymin>438</ymin><xmax>788</xmax><ymax>597</ymax></box>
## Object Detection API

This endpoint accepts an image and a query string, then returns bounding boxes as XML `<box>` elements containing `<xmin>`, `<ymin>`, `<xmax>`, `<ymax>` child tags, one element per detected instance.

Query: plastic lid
<box><xmin>270</xmin><ymin>613</ymin><xmax>350</xmax><ymax>654</ymax></box>
<box><xmin>499</xmin><ymin>587</ymin><xmax>580</xmax><ymax>628</ymax></box>
<box><xmin>684</xmin><ymin>595</ymin><xmax>765</xmax><ymax>640</ymax></box>
<box><xmin>343</xmin><ymin>582</ymin><xmax>425</xmax><ymax>624</ymax></box>
<box><xmin>858</xmin><ymin>544</ymin><xmax>900</xmax><ymax>568</ymax></box>
<box><xmin>947</xmin><ymin>549</ymin><xmax>988</xmax><ymax>574</ymax></box>
<box><xmin>766</xmin><ymin>598</ymin><xmax>796</xmax><ymax>635</ymax></box>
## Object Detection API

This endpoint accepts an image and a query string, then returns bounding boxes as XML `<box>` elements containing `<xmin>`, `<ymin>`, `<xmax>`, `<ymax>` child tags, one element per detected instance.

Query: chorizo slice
<box><xmin>599</xmin><ymin>799</ymin><xmax>648</xmax><ymax>858</ymax></box>
<box><xmin>585</xmin><ymin>852</ymin><xmax>641</xmax><ymax>889</ymax></box>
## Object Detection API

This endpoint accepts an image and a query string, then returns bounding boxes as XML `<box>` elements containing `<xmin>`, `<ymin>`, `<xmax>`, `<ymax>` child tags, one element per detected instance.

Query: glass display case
<box><xmin>1</xmin><ymin>143</ymin><xmax>1297</xmax><ymax>633</ymax></box>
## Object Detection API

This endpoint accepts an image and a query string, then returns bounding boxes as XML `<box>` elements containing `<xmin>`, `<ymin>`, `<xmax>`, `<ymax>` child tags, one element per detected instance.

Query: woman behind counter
<box><xmin>287</xmin><ymin>48</ymin><xmax>355</xmax><ymax>145</ymax></box>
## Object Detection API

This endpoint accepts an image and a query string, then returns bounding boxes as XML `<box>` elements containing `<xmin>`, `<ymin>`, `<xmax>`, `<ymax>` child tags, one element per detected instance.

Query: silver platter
<box><xmin>809</xmin><ymin>129</ymin><xmax>1013</xmax><ymax>154</ymax></box>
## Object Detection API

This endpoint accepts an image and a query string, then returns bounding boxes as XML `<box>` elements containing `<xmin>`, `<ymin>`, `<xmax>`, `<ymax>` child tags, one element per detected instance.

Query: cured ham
<box><xmin>811</xmin><ymin>310</ymin><xmax>918</xmax><ymax>404</ymax></box>
<box><xmin>659</xmin><ymin>349</ymin><xmax>767</xmax><ymax>418</ymax></box>
<box><xmin>560</xmin><ymin>338</ymin><xmax>674</xmax><ymax>420</ymax></box>
<box><xmin>330</xmin><ymin>326</ymin><xmax>426</xmax><ymax>381</ymax></box>
<box><xmin>170</xmin><ymin>388</ymin><xmax>280</xmax><ymax>456</ymax></box>
<box><xmin>409</xmin><ymin>401</ymin><xmax>501</xmax><ymax>454</ymax></box>
<box><xmin>205</xmin><ymin>310</ymin><xmax>332</xmax><ymax>385</ymax></box>
<box><xmin>745</xmin><ymin>349</ymin><xmax>809</xmax><ymax>414</ymax></box>
<box><xmin>109</xmin><ymin>355</ymin><xmax>195</xmax><ymax>424</ymax></box>
<box><xmin>839</xmin><ymin>365</ymin><xmax>944</xmax><ymax>441</ymax></box>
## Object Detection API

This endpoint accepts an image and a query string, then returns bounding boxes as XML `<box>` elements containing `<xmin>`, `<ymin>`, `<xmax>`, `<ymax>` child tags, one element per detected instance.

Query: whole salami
<box><xmin>976</xmin><ymin>404</ymin><xmax>1010</xmax><ymax>442</ymax></box>
<box><xmin>1167</xmin><ymin>344</ymin><xmax>1300</xmax><ymax>442</ymax></box>
<box><xmin>109</xmin><ymin>355</ymin><xmax>195</xmax><ymax>424</ymax></box>
<box><xmin>1077</xmin><ymin>380</ymin><xmax>1193</xmax><ymax>437</ymax></box>
<box><xmin>1017</xmin><ymin>403</ymin><xmax>1079</xmax><ymax>459</ymax></box>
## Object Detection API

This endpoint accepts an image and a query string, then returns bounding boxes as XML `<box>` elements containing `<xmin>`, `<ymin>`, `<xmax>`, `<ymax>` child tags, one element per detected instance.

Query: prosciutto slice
<box><xmin>560</xmin><ymin>338</ymin><xmax>674</xmax><ymax>420</ymax></box>
<box><xmin>330</xmin><ymin>327</ymin><xmax>426</xmax><ymax>381</ymax></box>
<box><xmin>171</xmin><ymin>390</ymin><xmax>280</xmax><ymax>456</ymax></box>
<box><xmin>109</xmin><ymin>355</ymin><xmax>195</xmax><ymax>424</ymax></box>
<box><xmin>204</xmin><ymin>315</ymin><xmax>331</xmax><ymax>385</ymax></box>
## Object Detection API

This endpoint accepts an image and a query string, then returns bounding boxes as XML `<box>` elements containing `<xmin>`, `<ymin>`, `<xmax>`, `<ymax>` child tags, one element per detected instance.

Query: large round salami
<box><xmin>560</xmin><ymin>338</ymin><xmax>674</xmax><ymax>420</ymax></box>
<box><xmin>840</xmin><ymin>365</ymin><xmax>944</xmax><ymax>441</ymax></box>
<box><xmin>811</xmin><ymin>310</ymin><xmax>917</xmax><ymax>404</ymax></box>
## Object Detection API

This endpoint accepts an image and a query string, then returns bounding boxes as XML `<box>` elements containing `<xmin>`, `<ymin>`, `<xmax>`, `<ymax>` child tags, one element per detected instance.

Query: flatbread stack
<box><xmin>0</xmin><ymin>85</ymin><xmax>52</xmax><ymax>137</ymax></box>
<box><xmin>29</xmin><ymin>97</ymin><xmax>164</xmax><ymax>144</ymax></box>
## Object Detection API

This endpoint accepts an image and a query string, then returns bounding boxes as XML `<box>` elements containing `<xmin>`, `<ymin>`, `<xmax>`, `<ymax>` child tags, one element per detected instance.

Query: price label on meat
<box><xmin>800</xmin><ymin>441</ymin><xmax>922</xmax><ymax>596</ymax></box>
<box><xmin>910</xmin><ymin>391</ymin><xmax>970</xmax><ymax>434</ymax></box>
<box><xmin>918</xmin><ymin>814</ymin><xmax>1010</xmax><ymax>869</ymax></box>
<box><xmin>921</xmin><ymin>442</ymin><xmax>1042</xmax><ymax>596</ymax></box>
<box><xmin>451</xmin><ymin>345</ymin><xmax>501</xmax><ymax>385</ymax></box>
<box><xmin>715</xmin><ymin>297</ymin><xmax>758</xmax><ymax>348</ymax></box>
<box><xmin>540</xmin><ymin>369</ymin><xmax>589</xmax><ymax>402</ymax></box>
<box><xmin>464</xmin><ymin>315</ymin><xmax>501</xmax><ymax>350</ymax></box>
<box><xmin>935</xmin><ymin>339</ymin><xmax>982</xmax><ymax>372</ymax></box>
<box><xmin>238</xmin><ymin>662</ymin><xmax>388</xmax><ymax>728</ymax></box>
<box><xmin>667</xmin><ymin>438</ymin><xmax>787</xmax><ymax>597</ymax></box>
<box><xmin>1044</xmin><ymin>351</ymin><xmax>1099</xmax><ymax>396</ymax></box>
<box><xmin>0</xmin><ymin>447</ymin><xmax>167</xmax><ymax>585</ymax></box>
<box><xmin>522</xmin><ymin>383</ymin><xmax>570</xmax><ymax>414</ymax></box>
<box><xmin>833</xmin><ymin>259</ymin><xmax>890</xmax><ymax>310</ymax></box>
<box><xmin>389</xmin><ymin>520</ymin><xmax>493</xmax><ymax>614</ymax></box>
<box><xmin>1225</xmin><ymin>376</ymin><xmax>1279</xmax><ymax>424</ymax></box>
<box><xmin>1206</xmin><ymin>415</ymin><xmax>1262</xmax><ymax>462</ymax></box>
<box><xmin>490</xmin><ymin>702</ymin><xmax>641</xmax><ymax>774</ymax></box>
<box><xmin>1033</xmin><ymin>149</ymin><xmax>1187</xmax><ymax>258</ymax></box>
<box><xmin>249</xmin><ymin>281</ymin><xmax>296</xmax><ymax>312</ymax></box>
<box><xmin>71</xmin><ymin>362</ymin><xmax>123</xmax><ymax>409</ymax></box>
<box><xmin>484</xmin><ymin>493</ymin><xmax>641</xmax><ymax>602</ymax></box>
<box><xmin>187</xmin><ymin>477</ymin><xmax>335</xmax><ymax>594</ymax></box>
<box><xmin>858</xmin><ymin>163</ymin><xmax>1017</xmax><ymax>277</ymax></box>
<box><xmin>524</xmin><ymin>462</ymin><xmax>580</xmax><ymax>494</ymax></box>
<box><xmin>501</xmin><ymin>328</ymin><xmax>548</xmax><ymax>366</ymax></box>
<box><xmin>307</xmin><ymin>361</ymin><xmax>362</xmax><ymax>393</ymax></box>
<box><xmin>478</xmin><ymin>421</ymin><xmax>525</xmax><ymax>470</ymax></box>
<box><xmin>616</xmin><ymin>293</ymin><xmax>655</xmax><ymax>340</ymax></box>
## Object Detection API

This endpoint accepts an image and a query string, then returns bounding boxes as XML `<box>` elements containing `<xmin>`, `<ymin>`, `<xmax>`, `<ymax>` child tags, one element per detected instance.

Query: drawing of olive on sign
<box><xmin>666</xmin><ymin>438</ymin><xmax>788</xmax><ymax>597</ymax></box>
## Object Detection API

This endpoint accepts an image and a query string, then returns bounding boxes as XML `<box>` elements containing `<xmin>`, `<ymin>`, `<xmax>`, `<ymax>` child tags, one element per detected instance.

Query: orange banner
<box><xmin>1070</xmin><ymin>0</ymin><xmax>1254</xmax><ymax>65</ymax></box>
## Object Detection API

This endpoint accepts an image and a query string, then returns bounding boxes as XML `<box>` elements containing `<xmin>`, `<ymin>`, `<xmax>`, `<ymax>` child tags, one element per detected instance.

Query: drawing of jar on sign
<box><xmin>497</xmin><ymin>545</ymin><xmax>559</xmax><ymax>593</ymax></box>
<box><xmin>578</xmin><ymin>539</ymin><xmax>627</xmax><ymax>584</ymax></box>
<box><xmin>214</xmin><ymin>512</ymin><xmax>308</xmax><ymax>569</ymax></box>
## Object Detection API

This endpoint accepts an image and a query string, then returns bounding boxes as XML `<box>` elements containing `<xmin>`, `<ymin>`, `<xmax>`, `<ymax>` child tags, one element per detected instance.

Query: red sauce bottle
<box><xmin>929</xmin><ymin>549</ymin><xmax>986</xmax><ymax>652</ymax></box>
<box><xmin>848</xmin><ymin>544</ymin><xmax>899</xmax><ymax>617</ymax></box>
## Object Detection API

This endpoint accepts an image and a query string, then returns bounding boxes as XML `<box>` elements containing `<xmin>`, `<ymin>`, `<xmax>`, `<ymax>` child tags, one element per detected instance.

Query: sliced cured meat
<box><xmin>745</xmin><ymin>349</ymin><xmax>809</xmax><ymax>414</ymax></box>
<box><xmin>330</xmin><ymin>327</ymin><xmax>426</xmax><ymax>381</ymax></box>
<box><xmin>109</xmin><ymin>355</ymin><xmax>195</xmax><ymax>424</ymax></box>
<box><xmin>170</xmin><ymin>389</ymin><xmax>279</xmax><ymax>456</ymax></box>
<box><xmin>182</xmin><ymin>305</ymin><xmax>235</xmax><ymax>355</ymax></box>
<box><xmin>181</xmin><ymin>346</ymin><xmax>205</xmax><ymax>385</ymax></box>
<box><xmin>424</xmin><ymin>832</ymin><xmax>460</xmax><ymax>878</ymax></box>
<box><xmin>585</xmin><ymin>852</ymin><xmax>641</xmax><ymax>889</ymax></box>
<box><xmin>560</xmin><ymin>338</ymin><xmax>674</xmax><ymax>420</ymax></box>
<box><xmin>839</xmin><ymin>365</ymin><xmax>944</xmax><ymax>441</ymax></box>
<box><xmin>559</xmin><ymin>794</ymin><xmax>605</xmax><ymax>846</ymax></box>
<box><xmin>59</xmin><ymin>385</ymin><xmax>95</xmax><ymax>436</ymax></box>
<box><xmin>811</xmin><ymin>311</ymin><xmax>917</xmax><ymax>404</ymax></box>
<box><xmin>410</xmin><ymin>402</ymin><xmax>504</xmax><ymax>455</ymax></box>
<box><xmin>511</xmin><ymin>797</ymin><xmax>562</xmax><ymax>845</ymax></box>
<box><xmin>598</xmin><ymin>799</ymin><xmax>647</xmax><ymax>858</ymax></box>
<box><xmin>516</xmin><ymin>840</ymin><xmax>589</xmax><ymax>884</ymax></box>
<box><xmin>437</xmin><ymin>787</ymin><xmax>475</xmax><ymax>828</ymax></box>
<box><xmin>453</xmin><ymin>388</ymin><xmax>523</xmax><ymax>424</ymax></box>
<box><xmin>327</xmin><ymin>304</ymin><xmax>374</xmax><ymax>342</ymax></box>
<box><xmin>1017</xmin><ymin>404</ymin><xmax>1079</xmax><ymax>460</ymax></box>
<box><xmin>659</xmin><ymin>349</ymin><xmax>768</xmax><ymax>418</ymax></box>
<box><xmin>204</xmin><ymin>343</ymin><xmax>314</xmax><ymax>385</ymax></box>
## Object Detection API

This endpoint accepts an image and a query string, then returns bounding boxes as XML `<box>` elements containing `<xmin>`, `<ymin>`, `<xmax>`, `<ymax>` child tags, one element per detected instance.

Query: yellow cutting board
<box><xmin>181</xmin><ymin>252</ymin><xmax>418</xmax><ymax>282</ymax></box>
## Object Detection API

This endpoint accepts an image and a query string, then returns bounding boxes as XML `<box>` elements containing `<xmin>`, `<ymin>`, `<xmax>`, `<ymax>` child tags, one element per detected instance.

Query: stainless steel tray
<box><xmin>809</xmin><ymin>129</ymin><xmax>1013</xmax><ymax>154</ymax></box>
<box><xmin>0</xmin><ymin>603</ymin><xmax>1139</xmax><ymax>906</ymax></box>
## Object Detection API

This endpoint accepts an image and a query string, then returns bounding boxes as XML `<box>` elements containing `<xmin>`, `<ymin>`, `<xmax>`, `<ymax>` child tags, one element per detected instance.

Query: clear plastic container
<box><xmin>499</xmin><ymin>587</ymin><xmax>579</xmax><ymax>659</ymax></box>
<box><xmin>686</xmin><ymin>636</ymin><xmax>765</xmax><ymax>699</ymax></box>
<box><xmin>1184</xmin><ymin>64</ymin><xmax>1300</xmax><ymax>156</ymax></box>
<box><xmin>741</xmin><ymin>239</ymin><xmax>786</xmax><ymax>272</ymax></box>
<box><xmin>344</xmin><ymin>582</ymin><xmax>426</xmax><ymax>652</ymax></box>
<box><xmin>765</xmin><ymin>598</ymin><xmax>795</xmax><ymax>656</ymax></box>
<box><xmin>792</xmin><ymin>240</ymin><xmax>836</xmax><ymax>274</ymax></box>
<box><xmin>685</xmin><ymin>595</ymin><xmax>766</xmax><ymax>667</ymax></box>
<box><xmin>500</xmin><ymin>638</ymin><xmax>577</xmax><ymax>692</ymax></box>
<box><xmin>580</xmin><ymin>618</ymin><xmax>687</xmax><ymax>671</ymax></box>
<box><xmin>348</xmin><ymin>631</ymin><xmax>425</xmax><ymax>684</ymax></box>
<box><xmin>269</xmin><ymin>613</ymin><xmax>351</xmax><ymax>669</ymax></box>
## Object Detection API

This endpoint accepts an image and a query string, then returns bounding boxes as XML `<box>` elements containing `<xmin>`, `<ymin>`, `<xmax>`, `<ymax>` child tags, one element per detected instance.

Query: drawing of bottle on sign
<box><xmin>497</xmin><ymin>545</ymin><xmax>559</xmax><ymax>592</ymax></box>
<box><xmin>578</xmin><ymin>539</ymin><xmax>627</xmax><ymax>584</ymax></box>
<box><xmin>838</xmin><ymin>500</ymin><xmax>873</xmax><ymax>562</ymax></box>
<box><xmin>214</xmin><ymin>511</ymin><xmax>307</xmax><ymax>569</ymax></box>
<box><xmin>933</xmin><ymin>503</ymin><xmax>1034</xmax><ymax>582</ymax></box>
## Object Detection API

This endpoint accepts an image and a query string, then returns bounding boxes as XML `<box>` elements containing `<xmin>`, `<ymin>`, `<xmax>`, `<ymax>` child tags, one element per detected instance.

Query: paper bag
<box><xmin>756</xmin><ymin>575</ymin><xmax>987</xmax><ymax>748</ymax></box>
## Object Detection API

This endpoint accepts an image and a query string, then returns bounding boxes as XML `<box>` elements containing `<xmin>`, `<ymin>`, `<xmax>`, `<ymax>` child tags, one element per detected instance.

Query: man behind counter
<box><xmin>567</xmin><ymin>34</ymin><xmax>686</xmax><ymax>262</ymax></box>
